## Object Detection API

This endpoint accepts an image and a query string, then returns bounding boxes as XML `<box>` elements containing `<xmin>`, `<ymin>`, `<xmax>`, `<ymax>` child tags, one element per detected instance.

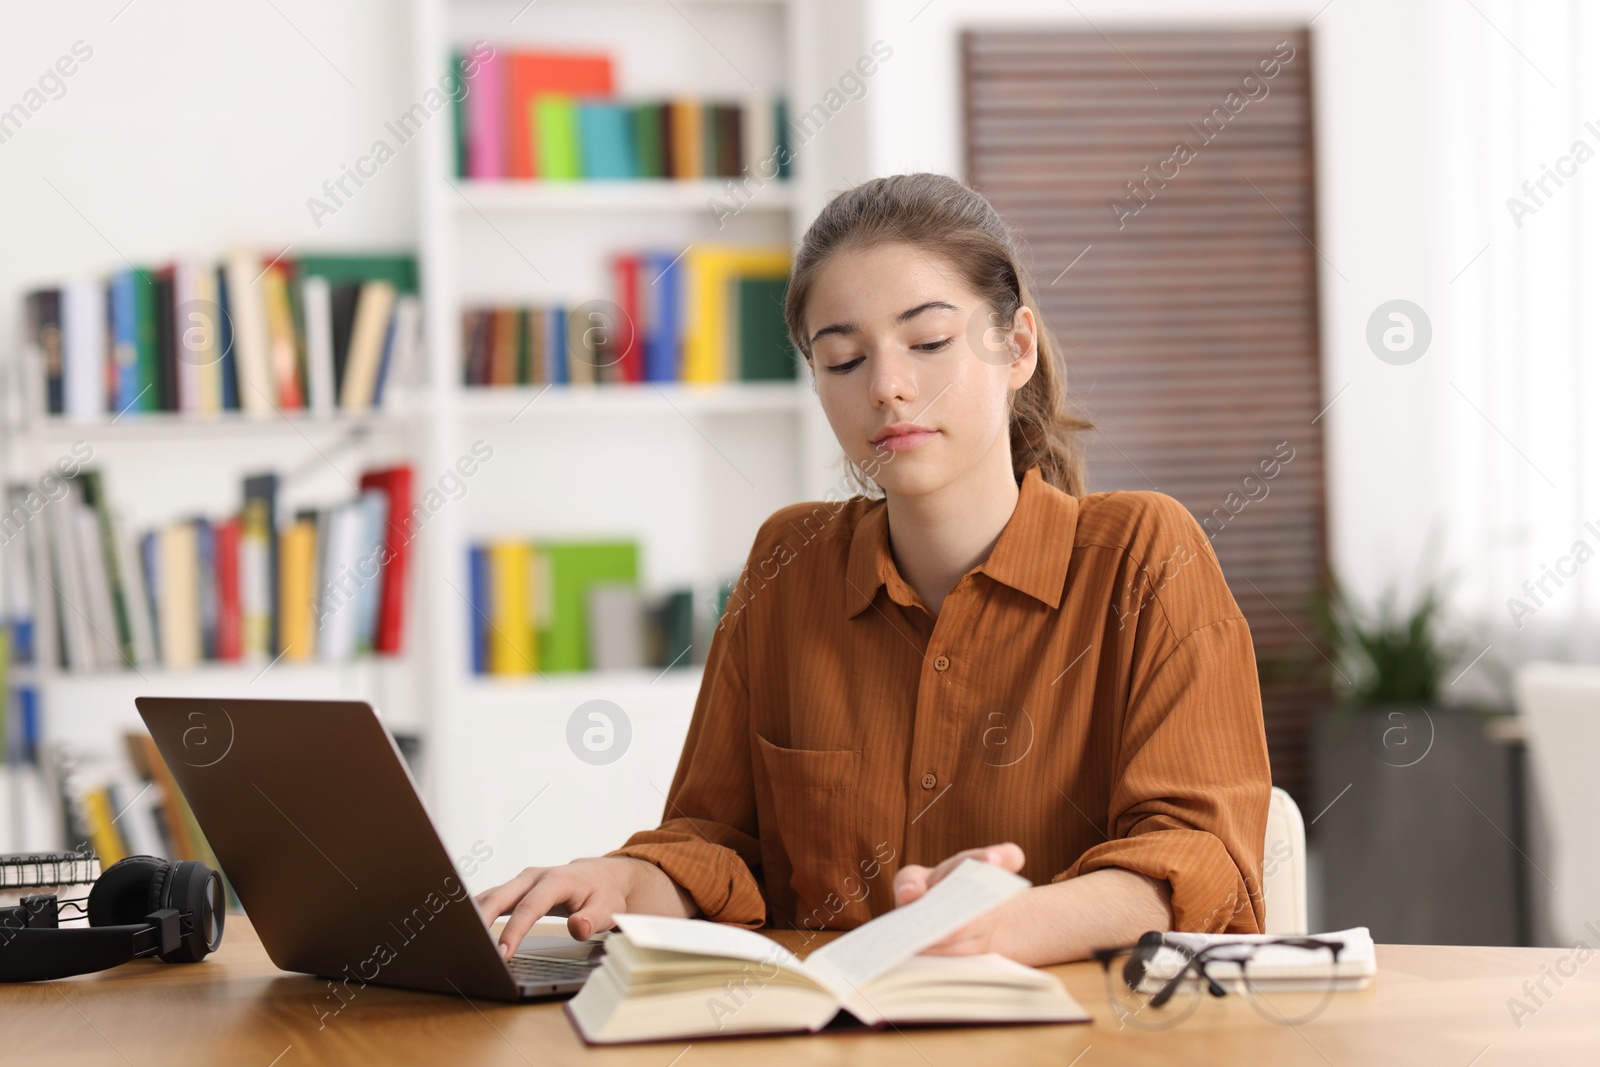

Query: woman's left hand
<box><xmin>892</xmin><ymin>842</ymin><xmax>1026</xmax><ymax>955</ymax></box>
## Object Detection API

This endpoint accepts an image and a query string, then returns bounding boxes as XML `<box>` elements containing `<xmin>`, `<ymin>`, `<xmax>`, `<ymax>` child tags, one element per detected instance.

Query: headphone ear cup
<box><xmin>160</xmin><ymin>862</ymin><xmax>223</xmax><ymax>963</ymax></box>
<box><xmin>86</xmin><ymin>856</ymin><xmax>171</xmax><ymax>928</ymax></box>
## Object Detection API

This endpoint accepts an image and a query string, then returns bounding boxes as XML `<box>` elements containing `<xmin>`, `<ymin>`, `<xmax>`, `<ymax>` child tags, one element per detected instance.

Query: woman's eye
<box><xmin>913</xmin><ymin>338</ymin><xmax>953</xmax><ymax>352</ymax></box>
<box><xmin>826</xmin><ymin>357</ymin><xmax>865</xmax><ymax>374</ymax></box>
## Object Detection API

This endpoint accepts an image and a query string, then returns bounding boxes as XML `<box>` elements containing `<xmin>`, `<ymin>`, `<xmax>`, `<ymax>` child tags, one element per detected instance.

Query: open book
<box><xmin>565</xmin><ymin>859</ymin><xmax>1090</xmax><ymax>1045</ymax></box>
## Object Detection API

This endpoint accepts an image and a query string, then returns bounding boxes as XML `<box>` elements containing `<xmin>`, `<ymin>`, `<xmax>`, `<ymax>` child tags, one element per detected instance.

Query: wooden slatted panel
<box><xmin>963</xmin><ymin>28</ymin><xmax>1328</xmax><ymax>804</ymax></box>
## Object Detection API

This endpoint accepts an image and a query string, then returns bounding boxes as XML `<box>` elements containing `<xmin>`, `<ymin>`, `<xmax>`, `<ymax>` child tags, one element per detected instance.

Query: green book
<box><xmin>515</xmin><ymin>309</ymin><xmax>532</xmax><ymax>385</ymax></box>
<box><xmin>536</xmin><ymin>541</ymin><xmax>638</xmax><ymax>672</ymax></box>
<box><xmin>701</xmin><ymin>102</ymin><xmax>719</xmax><ymax>179</ymax></box>
<box><xmin>132</xmin><ymin>268</ymin><xmax>160</xmax><ymax>411</ymax></box>
<box><xmin>535</xmin><ymin>95</ymin><xmax>581</xmax><ymax>180</ymax></box>
<box><xmin>657</xmin><ymin>588</ymin><xmax>695</xmax><ymax>669</ymax></box>
<box><xmin>736</xmin><ymin>276</ymin><xmax>795</xmax><ymax>380</ymax></box>
<box><xmin>295</xmin><ymin>254</ymin><xmax>419</xmax><ymax>294</ymax></box>
<box><xmin>75</xmin><ymin>470</ymin><xmax>135</xmax><ymax>666</ymax></box>
<box><xmin>451</xmin><ymin>52</ymin><xmax>468</xmax><ymax>178</ymax></box>
<box><xmin>633</xmin><ymin>104</ymin><xmax>664</xmax><ymax>178</ymax></box>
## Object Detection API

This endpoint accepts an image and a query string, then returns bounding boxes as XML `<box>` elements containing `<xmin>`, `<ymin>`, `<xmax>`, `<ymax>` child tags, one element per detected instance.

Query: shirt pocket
<box><xmin>755</xmin><ymin>733</ymin><xmax>869</xmax><ymax>929</ymax></box>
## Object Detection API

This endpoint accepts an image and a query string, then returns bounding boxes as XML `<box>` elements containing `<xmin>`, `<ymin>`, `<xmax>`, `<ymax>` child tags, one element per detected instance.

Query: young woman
<box><xmin>476</xmin><ymin>173</ymin><xmax>1272</xmax><ymax>967</ymax></box>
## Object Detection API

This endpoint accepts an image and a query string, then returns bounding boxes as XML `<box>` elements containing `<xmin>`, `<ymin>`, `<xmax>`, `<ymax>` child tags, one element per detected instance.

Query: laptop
<box><xmin>135</xmin><ymin>696</ymin><xmax>601</xmax><ymax>1002</ymax></box>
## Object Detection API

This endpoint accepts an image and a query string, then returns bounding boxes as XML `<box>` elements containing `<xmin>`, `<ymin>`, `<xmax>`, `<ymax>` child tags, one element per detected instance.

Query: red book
<box><xmin>214</xmin><ymin>516</ymin><xmax>242</xmax><ymax>661</ymax></box>
<box><xmin>359</xmin><ymin>465</ymin><xmax>414</xmax><ymax>655</ymax></box>
<box><xmin>612</xmin><ymin>254</ymin><xmax>643</xmax><ymax>382</ymax></box>
<box><xmin>506</xmin><ymin>52</ymin><xmax>614</xmax><ymax>178</ymax></box>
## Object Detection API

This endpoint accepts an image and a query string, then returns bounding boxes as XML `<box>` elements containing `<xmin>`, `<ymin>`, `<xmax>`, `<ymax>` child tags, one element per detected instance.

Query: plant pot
<box><xmin>1311</xmin><ymin>704</ymin><xmax>1522</xmax><ymax>945</ymax></box>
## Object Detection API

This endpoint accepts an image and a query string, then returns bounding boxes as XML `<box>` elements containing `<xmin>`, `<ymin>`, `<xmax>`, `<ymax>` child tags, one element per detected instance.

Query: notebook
<box><xmin>0</xmin><ymin>850</ymin><xmax>101</xmax><ymax>891</ymax></box>
<box><xmin>564</xmin><ymin>859</ymin><xmax>1090</xmax><ymax>1044</ymax></box>
<box><xmin>1159</xmin><ymin>926</ymin><xmax>1377</xmax><ymax>991</ymax></box>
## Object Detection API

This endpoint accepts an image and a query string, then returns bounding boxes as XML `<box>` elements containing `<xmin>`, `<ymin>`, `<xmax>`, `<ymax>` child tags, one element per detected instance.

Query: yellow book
<box><xmin>670</xmin><ymin>99</ymin><xmax>702</xmax><ymax>179</ymax></box>
<box><xmin>260</xmin><ymin>265</ymin><xmax>302</xmax><ymax>408</ymax></box>
<box><xmin>488</xmin><ymin>540</ymin><xmax>536</xmax><ymax>674</ymax></box>
<box><xmin>279</xmin><ymin>517</ymin><xmax>317</xmax><ymax>661</ymax></box>
<box><xmin>83</xmin><ymin>786</ymin><xmax>128</xmax><ymax>866</ymax></box>
<box><xmin>340</xmin><ymin>281</ymin><xmax>397</xmax><ymax>411</ymax></box>
<box><xmin>159</xmin><ymin>523</ymin><xmax>201</xmax><ymax>668</ymax></box>
<box><xmin>681</xmin><ymin>246</ymin><xmax>790</xmax><ymax>383</ymax></box>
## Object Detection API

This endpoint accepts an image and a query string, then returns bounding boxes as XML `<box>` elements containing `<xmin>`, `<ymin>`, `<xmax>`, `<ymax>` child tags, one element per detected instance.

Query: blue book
<box><xmin>353</xmin><ymin>490</ymin><xmax>388</xmax><ymax>652</ymax></box>
<box><xmin>9</xmin><ymin>619</ymin><xmax>34</xmax><ymax>668</ymax></box>
<box><xmin>16</xmin><ymin>686</ymin><xmax>39</xmax><ymax>764</ymax></box>
<box><xmin>216</xmin><ymin>264</ymin><xmax>239</xmax><ymax>411</ymax></box>
<box><xmin>577</xmin><ymin>103</ymin><xmax>637</xmax><ymax>179</ymax></box>
<box><xmin>547</xmin><ymin>303</ymin><xmax>567</xmax><ymax>385</ymax></box>
<box><xmin>110</xmin><ymin>271</ymin><xmax>140</xmax><ymax>413</ymax></box>
<box><xmin>373</xmin><ymin>309</ymin><xmax>399</xmax><ymax>408</ymax></box>
<box><xmin>468</xmin><ymin>545</ymin><xmax>489</xmax><ymax>675</ymax></box>
<box><xmin>643</xmin><ymin>251</ymin><xmax>682</xmax><ymax>381</ymax></box>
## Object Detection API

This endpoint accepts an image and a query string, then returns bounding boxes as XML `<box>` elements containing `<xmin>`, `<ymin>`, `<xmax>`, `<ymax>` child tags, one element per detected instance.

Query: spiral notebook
<box><xmin>0</xmin><ymin>850</ymin><xmax>101</xmax><ymax>891</ymax></box>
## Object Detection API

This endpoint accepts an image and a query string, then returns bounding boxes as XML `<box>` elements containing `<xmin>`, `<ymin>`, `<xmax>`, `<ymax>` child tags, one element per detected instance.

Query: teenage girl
<box><xmin>477</xmin><ymin>173</ymin><xmax>1272</xmax><ymax>966</ymax></box>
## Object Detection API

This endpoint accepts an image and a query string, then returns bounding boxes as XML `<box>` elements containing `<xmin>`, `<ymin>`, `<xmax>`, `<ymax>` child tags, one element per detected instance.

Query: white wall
<box><xmin>0</xmin><ymin>0</ymin><xmax>418</xmax><ymax>350</ymax></box>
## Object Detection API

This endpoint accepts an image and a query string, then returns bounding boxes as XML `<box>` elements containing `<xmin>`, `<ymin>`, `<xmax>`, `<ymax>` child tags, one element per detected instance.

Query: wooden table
<box><xmin>9</xmin><ymin>917</ymin><xmax>1599</xmax><ymax>1065</ymax></box>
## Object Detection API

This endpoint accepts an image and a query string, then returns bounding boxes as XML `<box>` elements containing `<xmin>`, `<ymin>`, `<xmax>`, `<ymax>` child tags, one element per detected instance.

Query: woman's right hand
<box><xmin>473</xmin><ymin>856</ymin><xmax>689</xmax><ymax>960</ymax></box>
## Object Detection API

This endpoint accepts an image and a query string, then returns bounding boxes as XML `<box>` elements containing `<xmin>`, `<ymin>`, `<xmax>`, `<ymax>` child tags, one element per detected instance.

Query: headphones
<box><xmin>0</xmin><ymin>855</ymin><xmax>226</xmax><ymax>982</ymax></box>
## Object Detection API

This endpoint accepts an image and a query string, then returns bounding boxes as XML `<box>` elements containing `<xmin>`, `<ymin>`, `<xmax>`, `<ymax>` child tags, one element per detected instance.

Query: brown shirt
<box><xmin>610</xmin><ymin>464</ymin><xmax>1272</xmax><ymax>936</ymax></box>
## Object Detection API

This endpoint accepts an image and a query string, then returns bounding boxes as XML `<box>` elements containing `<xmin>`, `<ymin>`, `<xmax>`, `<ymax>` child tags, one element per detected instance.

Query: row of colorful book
<box><xmin>467</xmin><ymin>539</ymin><xmax>712</xmax><ymax>675</ymax></box>
<box><xmin>452</xmin><ymin>47</ymin><xmax>790</xmax><ymax>182</ymax></box>
<box><xmin>462</xmin><ymin>246</ymin><xmax>795</xmax><ymax>386</ymax></box>
<box><xmin>4</xmin><ymin>466</ymin><xmax>412</xmax><ymax>674</ymax></box>
<box><xmin>21</xmin><ymin>252</ymin><xmax>420</xmax><ymax>422</ymax></box>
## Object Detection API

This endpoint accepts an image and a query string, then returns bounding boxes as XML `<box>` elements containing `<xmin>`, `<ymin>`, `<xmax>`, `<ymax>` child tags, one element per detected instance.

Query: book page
<box><xmin>612</xmin><ymin>913</ymin><xmax>805</xmax><ymax>971</ymax></box>
<box><xmin>801</xmin><ymin>859</ymin><xmax>1030</xmax><ymax>997</ymax></box>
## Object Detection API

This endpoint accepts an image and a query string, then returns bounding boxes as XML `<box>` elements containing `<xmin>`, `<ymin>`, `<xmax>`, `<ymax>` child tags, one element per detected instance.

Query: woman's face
<box><xmin>803</xmin><ymin>241</ymin><xmax>1038</xmax><ymax>499</ymax></box>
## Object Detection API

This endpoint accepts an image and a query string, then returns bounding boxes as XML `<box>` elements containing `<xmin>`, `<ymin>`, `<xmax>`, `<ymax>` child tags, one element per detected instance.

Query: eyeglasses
<box><xmin>1092</xmin><ymin>931</ymin><xmax>1345</xmax><ymax>1030</ymax></box>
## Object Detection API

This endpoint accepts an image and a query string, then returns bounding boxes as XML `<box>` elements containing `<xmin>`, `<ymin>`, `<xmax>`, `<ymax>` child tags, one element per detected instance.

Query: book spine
<box><xmin>360</xmin><ymin>467</ymin><xmax>412</xmax><ymax>655</ymax></box>
<box><xmin>153</xmin><ymin>266</ymin><xmax>177</xmax><ymax>412</ymax></box>
<box><xmin>31</xmin><ymin>291</ymin><xmax>65</xmax><ymax>416</ymax></box>
<box><xmin>111</xmin><ymin>272</ymin><xmax>140</xmax><ymax>414</ymax></box>
<box><xmin>215</xmin><ymin>517</ymin><xmax>242</xmax><ymax>661</ymax></box>
<box><xmin>195</xmin><ymin>518</ymin><xmax>218</xmax><ymax>661</ymax></box>
<box><xmin>467</xmin><ymin>48</ymin><xmax>504</xmax><ymax>178</ymax></box>
<box><xmin>215</xmin><ymin>264</ymin><xmax>240</xmax><ymax>411</ymax></box>
<box><xmin>62</xmin><ymin>281</ymin><xmax>106</xmax><ymax>422</ymax></box>
<box><xmin>468</xmin><ymin>544</ymin><xmax>488</xmax><ymax>675</ymax></box>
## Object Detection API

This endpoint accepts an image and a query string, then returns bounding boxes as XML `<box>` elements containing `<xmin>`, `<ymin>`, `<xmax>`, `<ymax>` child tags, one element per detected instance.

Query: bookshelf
<box><xmin>0</xmin><ymin>0</ymin><xmax>859</xmax><ymax>883</ymax></box>
<box><xmin>400</xmin><ymin>0</ymin><xmax>848</xmax><ymax>887</ymax></box>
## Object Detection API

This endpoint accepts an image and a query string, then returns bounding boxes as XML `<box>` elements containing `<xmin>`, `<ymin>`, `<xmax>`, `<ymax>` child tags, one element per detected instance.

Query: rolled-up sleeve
<box><xmin>1053</xmin><ymin>615</ymin><xmax>1272</xmax><ymax>934</ymax></box>
<box><xmin>605</xmin><ymin>587</ymin><xmax>767</xmax><ymax>928</ymax></box>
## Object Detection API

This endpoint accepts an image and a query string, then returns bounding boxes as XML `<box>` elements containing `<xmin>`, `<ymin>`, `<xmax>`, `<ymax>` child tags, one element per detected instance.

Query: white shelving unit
<box><xmin>1</xmin><ymin>0</ymin><xmax>864</xmax><ymax>882</ymax></box>
<box><xmin>397</xmin><ymin>0</ymin><xmax>850</xmax><ymax>889</ymax></box>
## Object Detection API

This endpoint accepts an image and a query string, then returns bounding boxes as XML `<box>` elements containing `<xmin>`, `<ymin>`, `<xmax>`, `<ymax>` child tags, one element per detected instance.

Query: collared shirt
<box><xmin>609</xmin><ymin>464</ymin><xmax>1273</xmax><ymax>936</ymax></box>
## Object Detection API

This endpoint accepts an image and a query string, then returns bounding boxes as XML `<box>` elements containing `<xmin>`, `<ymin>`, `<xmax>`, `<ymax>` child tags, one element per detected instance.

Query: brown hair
<box><xmin>784</xmin><ymin>172</ymin><xmax>1092</xmax><ymax>498</ymax></box>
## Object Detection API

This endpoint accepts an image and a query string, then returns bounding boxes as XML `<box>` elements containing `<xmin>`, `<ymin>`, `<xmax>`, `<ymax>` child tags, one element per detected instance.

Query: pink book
<box><xmin>467</xmin><ymin>50</ymin><xmax>505</xmax><ymax>178</ymax></box>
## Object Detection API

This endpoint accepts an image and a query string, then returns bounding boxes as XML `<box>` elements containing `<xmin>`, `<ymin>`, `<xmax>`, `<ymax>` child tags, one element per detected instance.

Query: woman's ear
<box><xmin>1007</xmin><ymin>305</ymin><xmax>1040</xmax><ymax>391</ymax></box>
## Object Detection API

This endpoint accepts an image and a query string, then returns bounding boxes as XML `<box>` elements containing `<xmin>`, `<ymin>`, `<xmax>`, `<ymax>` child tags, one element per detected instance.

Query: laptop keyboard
<box><xmin>508</xmin><ymin>955</ymin><xmax>598</xmax><ymax>983</ymax></box>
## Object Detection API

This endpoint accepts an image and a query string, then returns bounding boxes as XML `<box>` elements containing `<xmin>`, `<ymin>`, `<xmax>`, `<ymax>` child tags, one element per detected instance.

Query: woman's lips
<box><xmin>874</xmin><ymin>429</ymin><xmax>938</xmax><ymax>453</ymax></box>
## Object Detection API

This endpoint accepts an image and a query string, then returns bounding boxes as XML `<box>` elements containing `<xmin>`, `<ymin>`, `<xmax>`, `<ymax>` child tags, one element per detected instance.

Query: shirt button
<box><xmin>933</xmin><ymin>654</ymin><xmax>950</xmax><ymax>671</ymax></box>
<box><xmin>920</xmin><ymin>772</ymin><xmax>937</xmax><ymax>789</ymax></box>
